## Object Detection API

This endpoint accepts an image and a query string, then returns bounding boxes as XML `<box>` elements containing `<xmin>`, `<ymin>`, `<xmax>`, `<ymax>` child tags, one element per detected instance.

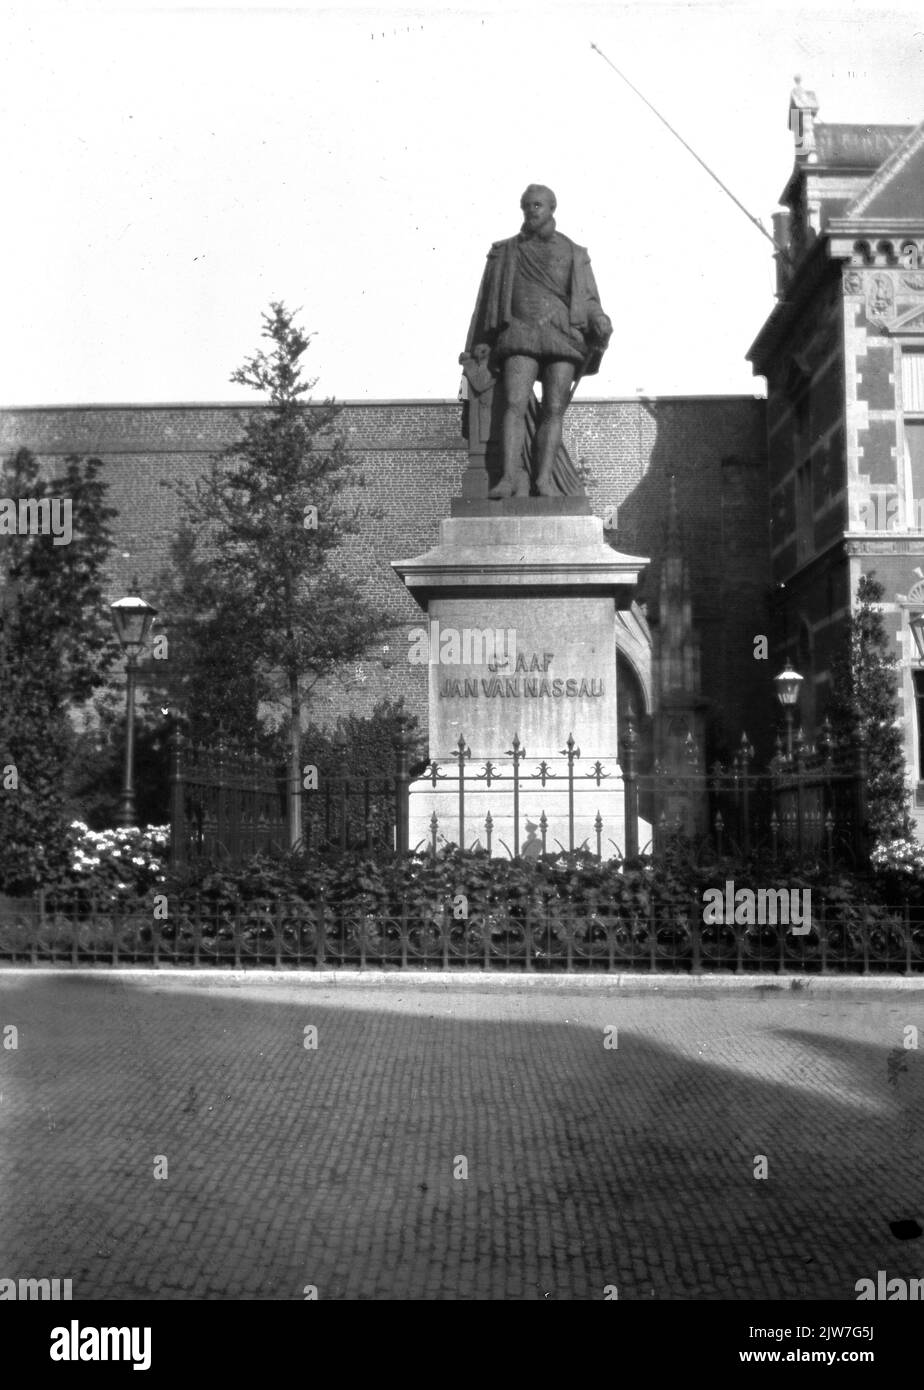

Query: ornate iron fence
<box><xmin>627</xmin><ymin>718</ymin><xmax>869</xmax><ymax>870</ymax></box>
<box><xmin>413</xmin><ymin>733</ymin><xmax>625</xmax><ymax>859</ymax></box>
<box><xmin>169</xmin><ymin>727</ymin><xmax>407</xmax><ymax>864</ymax></box>
<box><xmin>169</xmin><ymin>731</ymin><xmax>287</xmax><ymax>865</ymax></box>
<box><xmin>1</xmin><ymin>893</ymin><xmax>921</xmax><ymax>972</ymax></box>
<box><xmin>168</xmin><ymin>717</ymin><xmax>870</xmax><ymax>870</ymax></box>
<box><xmin>409</xmin><ymin>720</ymin><xmax>869</xmax><ymax>869</ymax></box>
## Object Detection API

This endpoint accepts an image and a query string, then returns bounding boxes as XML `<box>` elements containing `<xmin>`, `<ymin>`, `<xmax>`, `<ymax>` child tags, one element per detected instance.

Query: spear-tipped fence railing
<box><xmin>414</xmin><ymin>716</ymin><xmax>868</xmax><ymax>870</ymax></box>
<box><xmin>170</xmin><ymin>727</ymin><xmax>288</xmax><ymax>865</ymax></box>
<box><xmin>637</xmin><ymin>715</ymin><xmax>869</xmax><ymax>869</ymax></box>
<box><xmin>170</xmin><ymin>720</ymin><xmax>419</xmax><ymax>865</ymax></box>
<box><xmin>417</xmin><ymin>732</ymin><xmax>621</xmax><ymax>860</ymax></box>
<box><xmin>169</xmin><ymin>714</ymin><xmax>869</xmax><ymax>870</ymax></box>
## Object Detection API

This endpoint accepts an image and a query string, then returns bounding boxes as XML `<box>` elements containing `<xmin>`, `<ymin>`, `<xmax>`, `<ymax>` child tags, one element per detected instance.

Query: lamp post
<box><xmin>773</xmin><ymin>665</ymin><xmax>804</xmax><ymax>760</ymax></box>
<box><xmin>110</xmin><ymin>595</ymin><xmax>157</xmax><ymax>827</ymax></box>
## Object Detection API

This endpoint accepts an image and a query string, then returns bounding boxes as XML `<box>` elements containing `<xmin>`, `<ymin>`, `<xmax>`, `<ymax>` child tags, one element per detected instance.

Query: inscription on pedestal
<box><xmin>438</xmin><ymin>669</ymin><xmax>605</xmax><ymax>701</ymax></box>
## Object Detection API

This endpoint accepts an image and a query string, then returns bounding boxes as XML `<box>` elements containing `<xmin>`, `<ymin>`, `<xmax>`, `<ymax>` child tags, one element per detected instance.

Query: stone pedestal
<box><xmin>392</xmin><ymin>501</ymin><xmax>650</xmax><ymax>858</ymax></box>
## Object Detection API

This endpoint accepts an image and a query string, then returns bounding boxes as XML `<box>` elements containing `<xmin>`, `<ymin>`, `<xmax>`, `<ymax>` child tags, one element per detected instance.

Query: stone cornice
<box><xmin>828</xmin><ymin>218</ymin><xmax>924</xmax><ymax>235</ymax></box>
<box><xmin>392</xmin><ymin>515</ymin><xmax>649</xmax><ymax>607</ymax></box>
<box><xmin>844</xmin><ymin>537</ymin><xmax>924</xmax><ymax>555</ymax></box>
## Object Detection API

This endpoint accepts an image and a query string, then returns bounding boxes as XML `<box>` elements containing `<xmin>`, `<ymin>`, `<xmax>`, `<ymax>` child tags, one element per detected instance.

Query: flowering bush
<box><xmin>871</xmin><ymin>837</ymin><xmax>924</xmax><ymax>878</ymax></box>
<box><xmin>53</xmin><ymin>822</ymin><xmax>170</xmax><ymax>904</ymax></box>
<box><xmin>867</xmin><ymin>835</ymin><xmax>924</xmax><ymax>908</ymax></box>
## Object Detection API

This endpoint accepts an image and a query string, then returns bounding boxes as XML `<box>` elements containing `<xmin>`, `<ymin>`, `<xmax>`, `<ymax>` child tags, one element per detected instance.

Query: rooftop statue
<box><xmin>461</xmin><ymin>184</ymin><xmax>612</xmax><ymax>498</ymax></box>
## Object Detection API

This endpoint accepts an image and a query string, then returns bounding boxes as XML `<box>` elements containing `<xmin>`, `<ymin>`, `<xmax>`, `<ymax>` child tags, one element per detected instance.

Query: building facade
<box><xmin>748</xmin><ymin>82</ymin><xmax>924</xmax><ymax>830</ymax></box>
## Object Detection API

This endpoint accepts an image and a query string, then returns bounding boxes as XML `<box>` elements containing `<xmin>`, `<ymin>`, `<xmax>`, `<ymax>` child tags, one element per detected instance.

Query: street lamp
<box><xmin>110</xmin><ymin>595</ymin><xmax>157</xmax><ymax>827</ymax></box>
<box><xmin>773</xmin><ymin>665</ymin><xmax>804</xmax><ymax>759</ymax></box>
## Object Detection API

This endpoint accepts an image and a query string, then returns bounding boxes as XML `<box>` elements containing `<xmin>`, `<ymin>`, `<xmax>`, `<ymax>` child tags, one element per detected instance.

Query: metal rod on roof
<box><xmin>590</xmin><ymin>41</ymin><xmax>787</xmax><ymax>259</ymax></box>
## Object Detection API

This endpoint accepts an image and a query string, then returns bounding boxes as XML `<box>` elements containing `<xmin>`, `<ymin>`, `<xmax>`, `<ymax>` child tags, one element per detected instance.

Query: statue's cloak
<box><xmin>465</xmin><ymin>232</ymin><xmax>607</xmax><ymax>377</ymax></box>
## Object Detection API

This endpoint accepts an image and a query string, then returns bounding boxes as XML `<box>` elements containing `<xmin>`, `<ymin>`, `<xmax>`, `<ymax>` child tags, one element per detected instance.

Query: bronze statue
<box><xmin>463</xmin><ymin>184</ymin><xmax>612</xmax><ymax>498</ymax></box>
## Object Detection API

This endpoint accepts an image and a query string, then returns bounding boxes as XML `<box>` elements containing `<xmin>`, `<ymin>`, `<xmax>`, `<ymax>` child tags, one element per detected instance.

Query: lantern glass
<box><xmin>773</xmin><ymin>666</ymin><xmax>804</xmax><ymax>706</ymax></box>
<box><xmin>110</xmin><ymin>596</ymin><xmax>157</xmax><ymax>655</ymax></box>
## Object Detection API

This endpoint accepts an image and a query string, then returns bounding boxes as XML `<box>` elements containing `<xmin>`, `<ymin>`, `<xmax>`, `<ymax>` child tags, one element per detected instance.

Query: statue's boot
<box><xmin>488</xmin><ymin>474</ymin><xmax>516</xmax><ymax>498</ymax></box>
<box><xmin>534</xmin><ymin>468</ymin><xmax>556</xmax><ymax>498</ymax></box>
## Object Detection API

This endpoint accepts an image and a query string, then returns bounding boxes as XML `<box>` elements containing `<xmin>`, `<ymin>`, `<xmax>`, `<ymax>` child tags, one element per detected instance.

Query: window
<box><xmin>903</xmin><ymin>351</ymin><xmax>924</xmax><ymax>409</ymax></box>
<box><xmin>915</xmin><ymin>670</ymin><xmax>924</xmax><ymax>781</ymax></box>
<box><xmin>902</xmin><ymin>351</ymin><xmax>924</xmax><ymax>528</ymax></box>
<box><xmin>796</xmin><ymin>458</ymin><xmax>813</xmax><ymax>562</ymax></box>
<box><xmin>792</xmin><ymin>390</ymin><xmax>809</xmax><ymax>457</ymax></box>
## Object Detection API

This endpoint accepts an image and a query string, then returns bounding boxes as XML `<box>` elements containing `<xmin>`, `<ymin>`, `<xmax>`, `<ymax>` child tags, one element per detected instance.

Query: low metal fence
<box><xmin>2</xmin><ymin>895</ymin><xmax>921</xmax><ymax>973</ymax></box>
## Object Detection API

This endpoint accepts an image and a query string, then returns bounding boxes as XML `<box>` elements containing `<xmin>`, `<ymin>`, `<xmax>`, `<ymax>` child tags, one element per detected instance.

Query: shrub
<box><xmin>46</xmin><ymin>821</ymin><xmax>169</xmax><ymax>907</ymax></box>
<box><xmin>159</xmin><ymin>842</ymin><xmax>889</xmax><ymax>925</ymax></box>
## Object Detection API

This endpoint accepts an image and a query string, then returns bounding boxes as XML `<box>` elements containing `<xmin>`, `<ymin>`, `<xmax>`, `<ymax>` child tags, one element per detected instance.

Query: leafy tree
<box><xmin>301</xmin><ymin>698</ymin><xmax>424</xmax><ymax>780</ymax></box>
<box><xmin>66</xmin><ymin>690</ymin><xmax>171</xmax><ymax>830</ymax></box>
<box><xmin>826</xmin><ymin>571</ymin><xmax>912</xmax><ymax>844</ymax></box>
<box><xmin>151</xmin><ymin>522</ymin><xmax>263</xmax><ymax>747</ymax></box>
<box><xmin>156</xmin><ymin>302</ymin><xmax>389</xmax><ymax>847</ymax></box>
<box><xmin>0</xmin><ymin>449</ymin><xmax>118</xmax><ymax>889</ymax></box>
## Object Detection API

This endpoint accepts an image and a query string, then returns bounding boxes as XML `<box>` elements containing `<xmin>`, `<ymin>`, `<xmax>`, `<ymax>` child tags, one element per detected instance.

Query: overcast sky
<box><xmin>2</xmin><ymin>0</ymin><xmax>922</xmax><ymax>406</ymax></box>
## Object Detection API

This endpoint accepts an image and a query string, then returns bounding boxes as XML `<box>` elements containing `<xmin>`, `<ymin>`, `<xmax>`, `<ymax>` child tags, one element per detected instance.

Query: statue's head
<box><xmin>520</xmin><ymin>184</ymin><xmax>556</xmax><ymax>233</ymax></box>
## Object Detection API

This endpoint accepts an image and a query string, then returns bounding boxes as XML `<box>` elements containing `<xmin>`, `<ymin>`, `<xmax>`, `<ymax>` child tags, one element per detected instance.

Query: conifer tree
<box><xmin>158</xmin><ymin>303</ymin><xmax>389</xmax><ymax>848</ymax></box>
<box><xmin>0</xmin><ymin>449</ymin><xmax>117</xmax><ymax>889</ymax></box>
<box><xmin>826</xmin><ymin>571</ymin><xmax>912</xmax><ymax>844</ymax></box>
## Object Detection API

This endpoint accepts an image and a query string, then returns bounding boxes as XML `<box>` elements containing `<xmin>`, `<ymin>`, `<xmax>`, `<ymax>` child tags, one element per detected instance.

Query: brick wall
<box><xmin>1</xmin><ymin>395</ymin><xmax>770</xmax><ymax>751</ymax></box>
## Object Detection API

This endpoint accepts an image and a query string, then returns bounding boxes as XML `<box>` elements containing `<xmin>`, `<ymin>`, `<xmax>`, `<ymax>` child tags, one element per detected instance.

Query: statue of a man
<box><xmin>464</xmin><ymin>184</ymin><xmax>612</xmax><ymax>497</ymax></box>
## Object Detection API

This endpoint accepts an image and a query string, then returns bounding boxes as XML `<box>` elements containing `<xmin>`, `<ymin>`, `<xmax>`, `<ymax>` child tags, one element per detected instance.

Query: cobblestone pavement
<box><xmin>0</xmin><ymin>970</ymin><xmax>922</xmax><ymax>1300</ymax></box>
